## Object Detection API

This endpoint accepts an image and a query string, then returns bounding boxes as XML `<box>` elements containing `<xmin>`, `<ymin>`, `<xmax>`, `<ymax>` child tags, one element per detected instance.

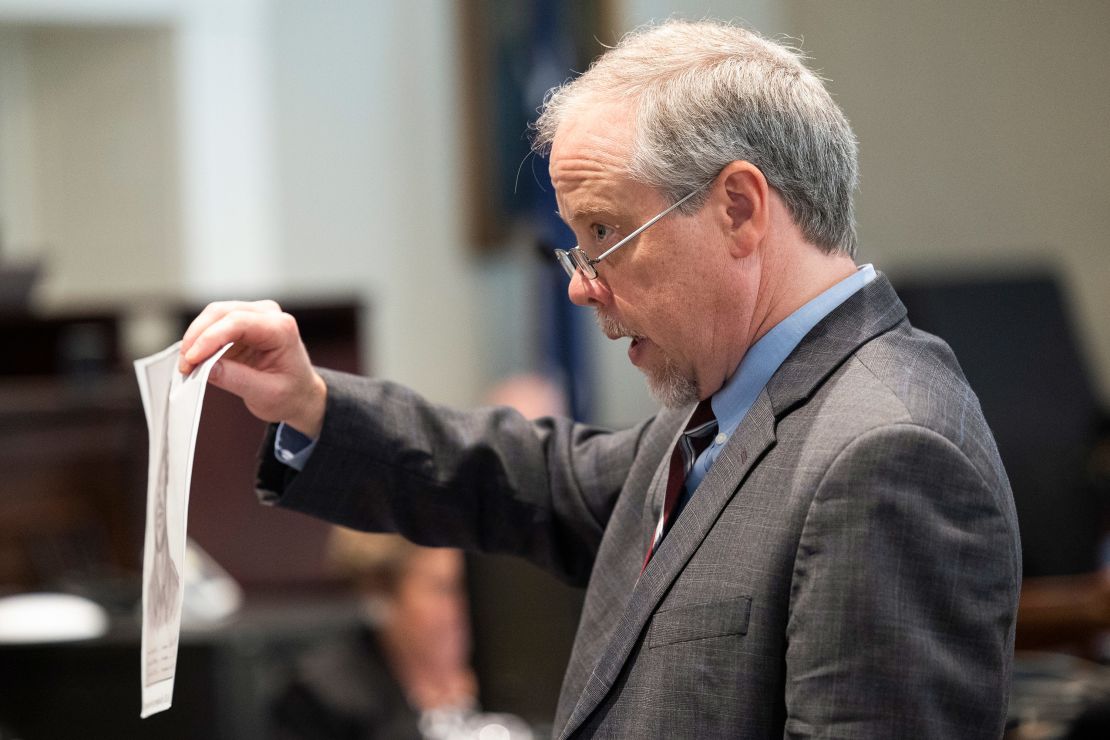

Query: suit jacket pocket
<box><xmin>647</xmin><ymin>595</ymin><xmax>752</xmax><ymax>648</ymax></box>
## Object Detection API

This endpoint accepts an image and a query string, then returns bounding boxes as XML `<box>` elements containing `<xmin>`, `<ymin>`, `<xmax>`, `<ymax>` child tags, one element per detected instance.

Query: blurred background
<box><xmin>0</xmin><ymin>1</ymin><xmax>1107</xmax><ymax>738</ymax></box>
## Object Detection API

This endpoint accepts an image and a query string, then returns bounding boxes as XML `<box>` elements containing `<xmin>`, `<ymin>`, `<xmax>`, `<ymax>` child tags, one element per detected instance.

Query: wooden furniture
<box><xmin>0</xmin><ymin>375</ymin><xmax>146</xmax><ymax>589</ymax></box>
<box><xmin>0</xmin><ymin>301</ymin><xmax>364</xmax><ymax>595</ymax></box>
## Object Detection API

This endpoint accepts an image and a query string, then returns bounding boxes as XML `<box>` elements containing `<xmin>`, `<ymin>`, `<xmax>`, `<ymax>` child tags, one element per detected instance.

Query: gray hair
<box><xmin>533</xmin><ymin>20</ymin><xmax>859</xmax><ymax>257</ymax></box>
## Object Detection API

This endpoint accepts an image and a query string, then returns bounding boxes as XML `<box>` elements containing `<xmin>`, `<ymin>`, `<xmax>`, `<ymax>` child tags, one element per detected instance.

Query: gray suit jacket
<box><xmin>257</xmin><ymin>276</ymin><xmax>1021</xmax><ymax>738</ymax></box>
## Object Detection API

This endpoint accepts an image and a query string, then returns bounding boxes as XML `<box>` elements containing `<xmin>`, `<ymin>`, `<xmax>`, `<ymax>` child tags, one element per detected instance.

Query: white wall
<box><xmin>599</xmin><ymin>0</ymin><xmax>1110</xmax><ymax>419</ymax></box>
<box><xmin>620</xmin><ymin>0</ymin><xmax>786</xmax><ymax>36</ymax></box>
<box><xmin>266</xmin><ymin>0</ymin><xmax>484</xmax><ymax>406</ymax></box>
<box><xmin>0</xmin><ymin>0</ymin><xmax>287</xmax><ymax>305</ymax></box>
<box><xmin>0</xmin><ymin>26</ymin><xmax>39</xmax><ymax>259</ymax></box>
<box><xmin>5</xmin><ymin>25</ymin><xmax>181</xmax><ymax>306</ymax></box>
<box><xmin>0</xmin><ymin>0</ymin><xmax>488</xmax><ymax>407</ymax></box>
<box><xmin>3</xmin><ymin>0</ymin><xmax>1106</xmax><ymax>415</ymax></box>
<box><xmin>784</xmin><ymin>0</ymin><xmax>1110</xmax><ymax>401</ymax></box>
<box><xmin>175</xmin><ymin>0</ymin><xmax>280</xmax><ymax>298</ymax></box>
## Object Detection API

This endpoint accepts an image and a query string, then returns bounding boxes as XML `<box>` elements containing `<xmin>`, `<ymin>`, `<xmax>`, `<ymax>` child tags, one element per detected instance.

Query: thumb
<box><xmin>207</xmin><ymin>358</ymin><xmax>293</xmax><ymax>425</ymax></box>
<box><xmin>206</xmin><ymin>358</ymin><xmax>254</xmax><ymax>398</ymax></box>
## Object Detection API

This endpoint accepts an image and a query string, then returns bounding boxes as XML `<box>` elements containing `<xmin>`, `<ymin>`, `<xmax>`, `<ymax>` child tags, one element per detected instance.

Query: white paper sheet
<box><xmin>135</xmin><ymin>340</ymin><xmax>231</xmax><ymax>718</ymax></box>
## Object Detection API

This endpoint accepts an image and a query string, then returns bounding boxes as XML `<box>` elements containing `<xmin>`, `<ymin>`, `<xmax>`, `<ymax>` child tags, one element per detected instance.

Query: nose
<box><xmin>567</xmin><ymin>269</ymin><xmax>610</xmax><ymax>307</ymax></box>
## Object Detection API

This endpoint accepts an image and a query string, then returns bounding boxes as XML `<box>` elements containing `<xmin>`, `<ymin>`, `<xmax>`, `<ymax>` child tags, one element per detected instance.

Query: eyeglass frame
<box><xmin>554</xmin><ymin>181</ymin><xmax>710</xmax><ymax>280</ymax></box>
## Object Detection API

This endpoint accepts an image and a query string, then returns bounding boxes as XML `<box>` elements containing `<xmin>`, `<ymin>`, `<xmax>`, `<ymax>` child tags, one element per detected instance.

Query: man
<box><xmin>180</xmin><ymin>20</ymin><xmax>1020</xmax><ymax>738</ymax></box>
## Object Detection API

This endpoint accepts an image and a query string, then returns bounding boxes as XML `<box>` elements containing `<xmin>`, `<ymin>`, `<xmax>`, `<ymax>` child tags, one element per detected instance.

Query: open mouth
<box><xmin>596</xmin><ymin>312</ymin><xmax>644</xmax><ymax>347</ymax></box>
<box><xmin>626</xmin><ymin>334</ymin><xmax>652</xmax><ymax>366</ymax></box>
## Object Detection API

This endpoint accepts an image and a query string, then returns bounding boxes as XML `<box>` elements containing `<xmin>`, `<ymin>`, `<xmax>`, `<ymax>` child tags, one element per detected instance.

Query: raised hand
<box><xmin>179</xmin><ymin>300</ymin><xmax>327</xmax><ymax>437</ymax></box>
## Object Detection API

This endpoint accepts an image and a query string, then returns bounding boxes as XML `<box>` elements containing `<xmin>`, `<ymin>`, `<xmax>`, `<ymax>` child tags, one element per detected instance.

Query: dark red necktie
<box><xmin>643</xmin><ymin>399</ymin><xmax>718</xmax><ymax>570</ymax></box>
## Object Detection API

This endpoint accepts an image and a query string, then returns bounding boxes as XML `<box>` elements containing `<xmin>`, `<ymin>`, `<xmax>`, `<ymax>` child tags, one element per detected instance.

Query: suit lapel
<box><xmin>765</xmin><ymin>275</ymin><xmax>906</xmax><ymax>415</ymax></box>
<box><xmin>640</xmin><ymin>419</ymin><xmax>681</xmax><ymax>549</ymax></box>
<box><xmin>557</xmin><ymin>275</ymin><xmax>908</xmax><ymax>739</ymax></box>
<box><xmin>560</xmin><ymin>393</ymin><xmax>777</xmax><ymax>739</ymax></box>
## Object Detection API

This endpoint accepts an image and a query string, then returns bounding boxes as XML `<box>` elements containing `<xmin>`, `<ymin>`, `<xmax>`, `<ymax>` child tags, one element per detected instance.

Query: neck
<box><xmin>748</xmin><ymin>243</ymin><xmax>858</xmax><ymax>348</ymax></box>
<box><xmin>703</xmin><ymin>241</ymin><xmax>857</xmax><ymax>396</ymax></box>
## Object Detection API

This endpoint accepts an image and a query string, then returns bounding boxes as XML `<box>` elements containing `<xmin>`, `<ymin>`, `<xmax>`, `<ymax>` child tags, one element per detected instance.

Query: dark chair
<box><xmin>894</xmin><ymin>271</ymin><xmax>1108</xmax><ymax>577</ymax></box>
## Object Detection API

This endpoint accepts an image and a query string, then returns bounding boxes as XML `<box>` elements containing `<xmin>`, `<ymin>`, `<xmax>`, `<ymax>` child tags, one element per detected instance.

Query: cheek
<box><xmin>658</xmin><ymin>289</ymin><xmax>719</xmax><ymax>366</ymax></box>
<box><xmin>611</xmin><ymin>230</ymin><xmax>706</xmax><ymax>326</ymax></box>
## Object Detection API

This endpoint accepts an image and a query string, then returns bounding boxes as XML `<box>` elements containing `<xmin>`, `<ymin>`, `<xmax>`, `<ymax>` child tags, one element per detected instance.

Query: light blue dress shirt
<box><xmin>682</xmin><ymin>263</ymin><xmax>876</xmax><ymax>499</ymax></box>
<box><xmin>277</xmin><ymin>265</ymin><xmax>877</xmax><ymax>479</ymax></box>
<box><xmin>274</xmin><ymin>422</ymin><xmax>315</xmax><ymax>470</ymax></box>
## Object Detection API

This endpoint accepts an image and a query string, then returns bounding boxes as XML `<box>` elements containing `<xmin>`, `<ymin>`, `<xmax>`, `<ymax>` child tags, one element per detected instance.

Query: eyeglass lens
<box><xmin>556</xmin><ymin>249</ymin><xmax>596</xmax><ymax>280</ymax></box>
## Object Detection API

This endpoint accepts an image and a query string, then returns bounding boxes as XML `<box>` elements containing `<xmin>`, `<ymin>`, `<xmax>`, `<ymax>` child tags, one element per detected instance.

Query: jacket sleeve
<box><xmin>784</xmin><ymin>423</ymin><xmax>1021</xmax><ymax>739</ymax></box>
<box><xmin>255</xmin><ymin>368</ymin><xmax>654</xmax><ymax>586</ymax></box>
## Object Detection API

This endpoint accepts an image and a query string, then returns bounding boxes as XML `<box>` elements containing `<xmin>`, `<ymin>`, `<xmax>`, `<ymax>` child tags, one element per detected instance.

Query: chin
<box><xmin>644</xmin><ymin>360</ymin><xmax>700</xmax><ymax>409</ymax></box>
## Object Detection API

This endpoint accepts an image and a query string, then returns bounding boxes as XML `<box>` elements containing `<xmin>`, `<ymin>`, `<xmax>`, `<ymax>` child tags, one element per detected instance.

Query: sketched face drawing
<box><xmin>155</xmin><ymin>476</ymin><xmax>167</xmax><ymax>550</ymax></box>
<box><xmin>147</xmin><ymin>394</ymin><xmax>180</xmax><ymax>630</ymax></box>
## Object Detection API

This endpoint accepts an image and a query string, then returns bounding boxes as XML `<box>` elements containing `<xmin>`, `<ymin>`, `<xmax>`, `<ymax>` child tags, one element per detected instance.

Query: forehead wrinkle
<box><xmin>551</xmin><ymin>155</ymin><xmax>631</xmax><ymax>220</ymax></box>
<box><xmin>550</xmin><ymin>153</ymin><xmax>623</xmax><ymax>183</ymax></box>
<box><xmin>550</xmin><ymin>122</ymin><xmax>633</xmax><ymax>183</ymax></box>
<box><xmin>552</xmin><ymin>167</ymin><xmax>622</xmax><ymax>225</ymax></box>
<box><xmin>551</xmin><ymin>111</ymin><xmax>635</xmax><ymax>227</ymax></box>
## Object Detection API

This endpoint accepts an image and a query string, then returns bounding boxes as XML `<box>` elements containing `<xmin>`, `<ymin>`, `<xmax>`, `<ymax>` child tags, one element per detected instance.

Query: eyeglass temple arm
<box><xmin>591</xmin><ymin>185</ymin><xmax>707</xmax><ymax>265</ymax></box>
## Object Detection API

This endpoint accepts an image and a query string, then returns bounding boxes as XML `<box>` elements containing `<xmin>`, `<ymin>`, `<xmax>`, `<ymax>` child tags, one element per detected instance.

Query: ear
<box><xmin>715</xmin><ymin>161</ymin><xmax>770</xmax><ymax>259</ymax></box>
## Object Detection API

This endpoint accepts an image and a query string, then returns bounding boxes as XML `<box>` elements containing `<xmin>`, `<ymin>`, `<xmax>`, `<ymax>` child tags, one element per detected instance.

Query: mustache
<box><xmin>595</xmin><ymin>311</ymin><xmax>640</xmax><ymax>340</ymax></box>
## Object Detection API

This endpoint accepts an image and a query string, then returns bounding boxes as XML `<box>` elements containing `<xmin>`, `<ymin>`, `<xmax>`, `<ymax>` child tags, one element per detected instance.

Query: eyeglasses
<box><xmin>554</xmin><ymin>183</ymin><xmax>709</xmax><ymax>280</ymax></box>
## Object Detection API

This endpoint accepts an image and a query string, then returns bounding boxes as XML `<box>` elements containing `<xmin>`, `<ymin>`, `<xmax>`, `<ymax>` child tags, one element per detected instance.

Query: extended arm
<box><xmin>257</xmin><ymin>370</ymin><xmax>649</xmax><ymax>586</ymax></box>
<box><xmin>179</xmin><ymin>300</ymin><xmax>650</xmax><ymax>585</ymax></box>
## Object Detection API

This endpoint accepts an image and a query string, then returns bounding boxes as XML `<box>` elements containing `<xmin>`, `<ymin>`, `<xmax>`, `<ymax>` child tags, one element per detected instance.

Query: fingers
<box><xmin>205</xmin><ymin>355</ymin><xmax>261</xmax><ymax>402</ymax></box>
<box><xmin>182</xmin><ymin>310</ymin><xmax>296</xmax><ymax>375</ymax></box>
<box><xmin>179</xmin><ymin>298</ymin><xmax>322</xmax><ymax>431</ymax></box>
<box><xmin>179</xmin><ymin>299</ymin><xmax>283</xmax><ymax>373</ymax></box>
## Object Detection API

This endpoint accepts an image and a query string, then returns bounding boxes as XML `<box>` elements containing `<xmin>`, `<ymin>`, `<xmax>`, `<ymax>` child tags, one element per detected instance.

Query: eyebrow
<box><xmin>555</xmin><ymin>204</ymin><xmax>622</xmax><ymax>225</ymax></box>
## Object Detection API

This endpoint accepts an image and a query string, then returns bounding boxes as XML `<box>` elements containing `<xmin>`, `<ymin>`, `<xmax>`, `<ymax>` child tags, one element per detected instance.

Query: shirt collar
<box><xmin>710</xmin><ymin>264</ymin><xmax>877</xmax><ymax>436</ymax></box>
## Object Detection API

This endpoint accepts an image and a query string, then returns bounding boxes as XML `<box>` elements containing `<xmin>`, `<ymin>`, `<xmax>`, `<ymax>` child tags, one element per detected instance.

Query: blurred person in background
<box><xmin>273</xmin><ymin>372</ymin><xmax>564</xmax><ymax>740</ymax></box>
<box><xmin>271</xmin><ymin>530</ymin><xmax>477</xmax><ymax>740</ymax></box>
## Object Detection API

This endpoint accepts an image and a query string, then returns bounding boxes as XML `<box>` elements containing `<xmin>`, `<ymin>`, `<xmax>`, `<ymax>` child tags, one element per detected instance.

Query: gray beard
<box><xmin>646</xmin><ymin>356</ymin><xmax>700</xmax><ymax>409</ymax></box>
<box><xmin>595</xmin><ymin>312</ymin><xmax>699</xmax><ymax>409</ymax></box>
